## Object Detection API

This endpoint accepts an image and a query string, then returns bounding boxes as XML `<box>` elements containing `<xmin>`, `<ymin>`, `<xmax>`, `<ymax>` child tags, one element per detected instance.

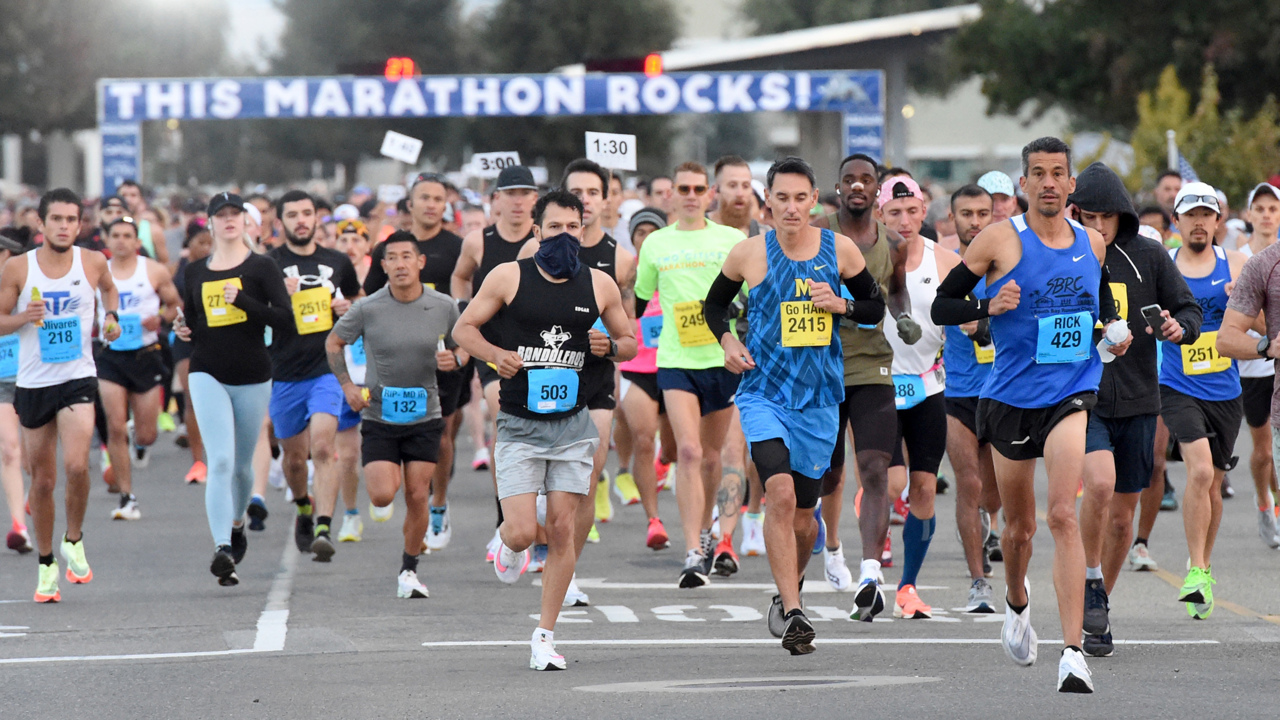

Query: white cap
<box><xmin>1173</xmin><ymin>181</ymin><xmax>1220</xmax><ymax>215</ymax></box>
<box><xmin>1247</xmin><ymin>182</ymin><xmax>1280</xmax><ymax>209</ymax></box>
<box><xmin>1137</xmin><ymin>225</ymin><xmax>1163</xmax><ymax>242</ymax></box>
<box><xmin>334</xmin><ymin>203</ymin><xmax>361</xmax><ymax>221</ymax></box>
<box><xmin>242</xmin><ymin>202</ymin><xmax>262</xmax><ymax>226</ymax></box>
<box><xmin>977</xmin><ymin>171</ymin><xmax>1015</xmax><ymax>197</ymax></box>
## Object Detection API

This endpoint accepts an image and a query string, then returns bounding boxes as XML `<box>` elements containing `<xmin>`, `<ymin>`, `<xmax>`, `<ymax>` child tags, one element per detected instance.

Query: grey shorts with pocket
<box><xmin>495</xmin><ymin>409</ymin><xmax>599</xmax><ymax>499</ymax></box>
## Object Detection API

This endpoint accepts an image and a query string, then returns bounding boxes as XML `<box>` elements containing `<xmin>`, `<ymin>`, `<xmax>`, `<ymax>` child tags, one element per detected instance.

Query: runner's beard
<box><xmin>284</xmin><ymin>226</ymin><xmax>314</xmax><ymax>245</ymax></box>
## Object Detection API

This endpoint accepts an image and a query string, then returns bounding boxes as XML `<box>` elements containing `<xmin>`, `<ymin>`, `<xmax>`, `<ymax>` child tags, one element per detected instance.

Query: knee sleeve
<box><xmin>750</xmin><ymin>439</ymin><xmax>791</xmax><ymax>481</ymax></box>
<box><xmin>792</xmin><ymin>471</ymin><xmax>821</xmax><ymax>510</ymax></box>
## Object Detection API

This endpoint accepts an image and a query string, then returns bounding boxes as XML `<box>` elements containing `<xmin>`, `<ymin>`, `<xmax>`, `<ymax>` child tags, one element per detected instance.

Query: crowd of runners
<box><xmin>5</xmin><ymin>137</ymin><xmax>1280</xmax><ymax>691</ymax></box>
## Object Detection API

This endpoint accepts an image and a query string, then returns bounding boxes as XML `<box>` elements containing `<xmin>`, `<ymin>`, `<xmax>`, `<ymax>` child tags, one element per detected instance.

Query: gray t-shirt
<box><xmin>1226</xmin><ymin>240</ymin><xmax>1280</xmax><ymax>427</ymax></box>
<box><xmin>333</xmin><ymin>285</ymin><xmax>459</xmax><ymax>424</ymax></box>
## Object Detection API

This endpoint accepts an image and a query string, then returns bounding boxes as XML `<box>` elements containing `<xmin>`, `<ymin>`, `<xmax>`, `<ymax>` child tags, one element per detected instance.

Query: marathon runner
<box><xmin>176</xmin><ymin>192</ymin><xmax>293</xmax><ymax>586</ymax></box>
<box><xmin>940</xmin><ymin>184</ymin><xmax>1000</xmax><ymax>612</ymax></box>
<box><xmin>812</xmin><ymin>154</ymin><xmax>917</xmax><ymax>609</ymax></box>
<box><xmin>932</xmin><ymin>137</ymin><xmax>1129</xmax><ymax>692</ymax></box>
<box><xmin>706</xmin><ymin>156</ymin><xmax>884</xmax><ymax>654</ymax></box>
<box><xmin>1068</xmin><ymin>162</ymin><xmax>1201</xmax><ymax>656</ymax></box>
<box><xmin>0</xmin><ymin>188</ymin><xmax>121</xmax><ymax>602</ymax></box>
<box><xmin>453</xmin><ymin>190</ymin><xmax>636</xmax><ymax>670</ymax></box>
<box><xmin>96</xmin><ymin>216</ymin><xmax>183</xmax><ymax>521</ymax></box>
<box><xmin>364</xmin><ymin>174</ymin><xmax>466</xmax><ymax>553</ymax></box>
<box><xmin>634</xmin><ymin>161</ymin><xmax>747</xmax><ymax>588</ymax></box>
<box><xmin>328</xmin><ymin>231</ymin><xmax>462</xmax><ymax>598</ymax></box>
<box><xmin>0</xmin><ymin>231</ymin><xmax>29</xmax><ymax>554</ymax></box>
<box><xmin>1156</xmin><ymin>183</ymin><xmax>1245</xmax><ymax>619</ymax></box>
<box><xmin>267</xmin><ymin>190</ymin><xmax>362</xmax><ymax>562</ymax></box>
<box><xmin>171</xmin><ymin>222</ymin><xmax>211</xmax><ymax>486</ymax></box>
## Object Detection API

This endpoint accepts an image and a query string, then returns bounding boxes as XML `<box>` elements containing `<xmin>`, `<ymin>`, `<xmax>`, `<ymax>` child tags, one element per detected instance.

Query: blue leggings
<box><xmin>188</xmin><ymin>373</ymin><xmax>272</xmax><ymax>547</ymax></box>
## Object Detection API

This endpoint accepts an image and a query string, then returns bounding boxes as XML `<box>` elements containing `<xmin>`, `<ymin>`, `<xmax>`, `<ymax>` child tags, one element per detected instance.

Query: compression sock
<box><xmin>899</xmin><ymin>513</ymin><xmax>935</xmax><ymax>589</ymax></box>
<box><xmin>402</xmin><ymin>552</ymin><xmax>418</xmax><ymax>573</ymax></box>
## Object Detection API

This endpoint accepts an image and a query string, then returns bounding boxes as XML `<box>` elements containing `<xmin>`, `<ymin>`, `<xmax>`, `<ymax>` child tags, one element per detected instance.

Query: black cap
<box><xmin>181</xmin><ymin>196</ymin><xmax>205</xmax><ymax>214</ymax></box>
<box><xmin>100</xmin><ymin>195</ymin><xmax>126</xmax><ymax>210</ymax></box>
<box><xmin>495</xmin><ymin>166</ymin><xmax>537</xmax><ymax>191</ymax></box>
<box><xmin>207</xmin><ymin>191</ymin><xmax>246</xmax><ymax>217</ymax></box>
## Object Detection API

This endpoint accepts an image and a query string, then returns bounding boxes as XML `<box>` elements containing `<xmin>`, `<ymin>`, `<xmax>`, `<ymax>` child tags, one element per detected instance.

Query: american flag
<box><xmin>1178</xmin><ymin>153</ymin><xmax>1200</xmax><ymax>183</ymax></box>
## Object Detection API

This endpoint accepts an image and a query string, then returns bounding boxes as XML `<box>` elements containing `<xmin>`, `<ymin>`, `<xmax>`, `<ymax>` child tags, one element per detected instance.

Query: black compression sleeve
<box><xmin>635</xmin><ymin>296</ymin><xmax>648</xmax><ymax>317</ymax></box>
<box><xmin>704</xmin><ymin>272</ymin><xmax>744</xmax><ymax>341</ymax></box>
<box><xmin>931</xmin><ymin>262</ymin><xmax>990</xmax><ymax>325</ymax></box>
<box><xmin>1098</xmin><ymin>264</ymin><xmax>1120</xmax><ymax>324</ymax></box>
<box><xmin>841</xmin><ymin>268</ymin><xmax>886</xmax><ymax>325</ymax></box>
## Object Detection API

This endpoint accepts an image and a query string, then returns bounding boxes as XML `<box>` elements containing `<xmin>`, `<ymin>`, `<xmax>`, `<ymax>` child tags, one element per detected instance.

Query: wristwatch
<box><xmin>606</xmin><ymin>339</ymin><xmax>618</xmax><ymax>358</ymax></box>
<box><xmin>844</xmin><ymin>299</ymin><xmax>856</xmax><ymax>319</ymax></box>
<box><xmin>1258</xmin><ymin>335</ymin><xmax>1271</xmax><ymax>358</ymax></box>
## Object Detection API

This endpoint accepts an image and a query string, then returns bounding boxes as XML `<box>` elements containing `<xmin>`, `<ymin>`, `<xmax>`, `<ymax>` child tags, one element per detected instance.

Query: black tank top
<box><xmin>577</xmin><ymin>233</ymin><xmax>618</xmax><ymax>281</ymax></box>
<box><xmin>498</xmin><ymin>259</ymin><xmax>599</xmax><ymax>420</ymax></box>
<box><xmin>577</xmin><ymin>234</ymin><xmax>619</xmax><ymax>399</ymax></box>
<box><xmin>475</xmin><ymin>225</ymin><xmax>534</xmax><ymax>292</ymax></box>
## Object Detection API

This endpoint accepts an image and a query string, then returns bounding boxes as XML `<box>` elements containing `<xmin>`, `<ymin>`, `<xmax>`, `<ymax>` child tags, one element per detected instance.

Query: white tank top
<box><xmin>1238</xmin><ymin>243</ymin><xmax>1275</xmax><ymax>378</ymax></box>
<box><xmin>103</xmin><ymin>257</ymin><xmax>160</xmax><ymax>349</ymax></box>
<box><xmin>885</xmin><ymin>238</ymin><xmax>946</xmax><ymax>384</ymax></box>
<box><xmin>17</xmin><ymin>247</ymin><xmax>97</xmax><ymax>388</ymax></box>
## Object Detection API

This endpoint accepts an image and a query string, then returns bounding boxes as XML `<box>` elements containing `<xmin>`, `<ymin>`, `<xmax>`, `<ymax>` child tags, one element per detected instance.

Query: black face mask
<box><xmin>533</xmin><ymin>232</ymin><xmax>581</xmax><ymax>279</ymax></box>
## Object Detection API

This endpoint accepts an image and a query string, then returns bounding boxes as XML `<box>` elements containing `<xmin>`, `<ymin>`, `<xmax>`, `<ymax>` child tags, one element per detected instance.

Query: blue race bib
<box><xmin>350</xmin><ymin>337</ymin><xmax>367</xmax><ymax>366</ymax></box>
<box><xmin>111</xmin><ymin>312</ymin><xmax>144</xmax><ymax>351</ymax></box>
<box><xmin>1036</xmin><ymin>311</ymin><xmax>1091</xmax><ymax>364</ymax></box>
<box><xmin>640</xmin><ymin>315</ymin><xmax>663</xmax><ymax>349</ymax></box>
<box><xmin>893</xmin><ymin>373</ymin><xmax>926</xmax><ymax>409</ymax></box>
<box><xmin>0</xmin><ymin>335</ymin><xmax>17</xmax><ymax>377</ymax></box>
<box><xmin>381</xmin><ymin>386</ymin><xmax>428</xmax><ymax>423</ymax></box>
<box><xmin>39</xmin><ymin>317</ymin><xmax>82</xmax><ymax>364</ymax></box>
<box><xmin>527</xmin><ymin>368</ymin><xmax>578</xmax><ymax>414</ymax></box>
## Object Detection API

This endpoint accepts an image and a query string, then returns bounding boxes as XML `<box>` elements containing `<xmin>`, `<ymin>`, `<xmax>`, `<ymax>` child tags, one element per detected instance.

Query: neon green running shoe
<box><xmin>34</xmin><ymin>562</ymin><xmax>60</xmax><ymax>602</ymax></box>
<box><xmin>587</xmin><ymin>523</ymin><xmax>600</xmax><ymax>544</ymax></box>
<box><xmin>1178</xmin><ymin>566</ymin><xmax>1213</xmax><ymax>606</ymax></box>
<box><xmin>59</xmin><ymin>535</ymin><xmax>92</xmax><ymax>584</ymax></box>
<box><xmin>156</xmin><ymin>411</ymin><xmax>177</xmax><ymax>433</ymax></box>
<box><xmin>1186</xmin><ymin>568</ymin><xmax>1216</xmax><ymax>619</ymax></box>
<box><xmin>594</xmin><ymin>471</ymin><xmax>613</xmax><ymax>523</ymax></box>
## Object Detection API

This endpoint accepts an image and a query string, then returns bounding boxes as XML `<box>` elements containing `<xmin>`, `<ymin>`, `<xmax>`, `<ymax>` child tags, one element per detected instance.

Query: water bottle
<box><xmin>1098</xmin><ymin>319</ymin><xmax>1129</xmax><ymax>364</ymax></box>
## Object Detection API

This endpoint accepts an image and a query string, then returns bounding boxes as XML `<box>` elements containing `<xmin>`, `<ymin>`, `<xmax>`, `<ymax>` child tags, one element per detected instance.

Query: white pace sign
<box><xmin>380</xmin><ymin>130</ymin><xmax>423</xmax><ymax>164</ymax></box>
<box><xmin>470</xmin><ymin>151</ymin><xmax>521</xmax><ymax>178</ymax></box>
<box><xmin>585</xmin><ymin>132</ymin><xmax>636</xmax><ymax>171</ymax></box>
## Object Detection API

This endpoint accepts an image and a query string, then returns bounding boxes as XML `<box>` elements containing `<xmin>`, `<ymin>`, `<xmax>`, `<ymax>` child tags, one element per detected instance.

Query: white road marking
<box><xmin>532</xmin><ymin>578</ymin><xmax>948</xmax><ymax>593</ymax></box>
<box><xmin>576</xmin><ymin>675</ymin><xmax>940</xmax><ymax>693</ymax></box>
<box><xmin>422</xmin><ymin>638</ymin><xmax>1220</xmax><ymax>648</ymax></box>
<box><xmin>709</xmin><ymin>605</ymin><xmax>763</xmax><ymax>622</ymax></box>
<box><xmin>530</xmin><ymin>610</ymin><xmax>591</xmax><ymax>623</ymax></box>
<box><xmin>652</xmin><ymin>605</ymin><xmax>704</xmax><ymax>622</ymax></box>
<box><xmin>595</xmin><ymin>606</ymin><xmax>640</xmax><ymax>623</ymax></box>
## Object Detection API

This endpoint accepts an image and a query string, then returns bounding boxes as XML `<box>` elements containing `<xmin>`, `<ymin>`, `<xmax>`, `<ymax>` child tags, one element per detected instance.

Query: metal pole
<box><xmin>1166</xmin><ymin>129</ymin><xmax>1177</xmax><ymax>171</ymax></box>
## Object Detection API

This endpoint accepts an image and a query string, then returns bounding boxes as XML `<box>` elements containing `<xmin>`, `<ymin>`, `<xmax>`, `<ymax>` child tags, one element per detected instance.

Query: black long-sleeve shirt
<box><xmin>182</xmin><ymin>252</ymin><xmax>294</xmax><ymax>385</ymax></box>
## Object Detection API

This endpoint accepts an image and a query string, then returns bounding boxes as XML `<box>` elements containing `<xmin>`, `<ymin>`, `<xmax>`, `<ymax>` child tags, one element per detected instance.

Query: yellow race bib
<box><xmin>1181</xmin><ymin>330</ymin><xmax>1230</xmax><ymax>375</ymax></box>
<box><xmin>1096</xmin><ymin>282</ymin><xmax>1128</xmax><ymax>329</ymax></box>
<box><xmin>779</xmin><ymin>301</ymin><xmax>832</xmax><ymax>347</ymax></box>
<box><xmin>202</xmin><ymin>278</ymin><xmax>248</xmax><ymax>327</ymax></box>
<box><xmin>974</xmin><ymin>342</ymin><xmax>994</xmax><ymax>364</ymax></box>
<box><xmin>291</xmin><ymin>286</ymin><xmax>333</xmax><ymax>335</ymax></box>
<box><xmin>673</xmin><ymin>300</ymin><xmax>716</xmax><ymax>347</ymax></box>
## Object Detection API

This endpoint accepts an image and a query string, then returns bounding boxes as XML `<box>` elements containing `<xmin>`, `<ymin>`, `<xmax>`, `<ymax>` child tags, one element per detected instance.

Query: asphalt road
<box><xmin>1</xmin><ymin>419</ymin><xmax>1278</xmax><ymax>719</ymax></box>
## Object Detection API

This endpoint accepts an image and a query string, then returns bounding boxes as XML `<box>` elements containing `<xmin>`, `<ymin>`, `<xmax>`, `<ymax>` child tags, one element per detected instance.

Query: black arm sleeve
<box><xmin>1098</xmin><ymin>264</ymin><xmax>1120</xmax><ymax>324</ymax></box>
<box><xmin>704</xmin><ymin>272</ymin><xmax>744</xmax><ymax>341</ymax></box>
<box><xmin>931</xmin><ymin>262</ymin><xmax>990</xmax><ymax>325</ymax></box>
<box><xmin>841</xmin><ymin>268</ymin><xmax>886</xmax><ymax>325</ymax></box>
<box><xmin>635</xmin><ymin>296</ymin><xmax>648</xmax><ymax>318</ymax></box>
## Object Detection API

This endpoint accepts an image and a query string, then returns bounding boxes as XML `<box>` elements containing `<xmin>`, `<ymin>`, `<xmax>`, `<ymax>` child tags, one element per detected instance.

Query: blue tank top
<box><xmin>982</xmin><ymin>216</ymin><xmax>1102</xmax><ymax>408</ymax></box>
<box><xmin>739</xmin><ymin>229</ymin><xmax>845</xmax><ymax>409</ymax></box>
<box><xmin>1159</xmin><ymin>246</ymin><xmax>1240</xmax><ymax>401</ymax></box>
<box><xmin>943</xmin><ymin>276</ymin><xmax>993</xmax><ymax>398</ymax></box>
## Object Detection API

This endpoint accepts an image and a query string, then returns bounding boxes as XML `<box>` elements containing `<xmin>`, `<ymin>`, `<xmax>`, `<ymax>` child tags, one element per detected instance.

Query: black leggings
<box><xmin>750</xmin><ymin>439</ymin><xmax>821</xmax><ymax>509</ymax></box>
<box><xmin>889</xmin><ymin>392</ymin><xmax>948</xmax><ymax>475</ymax></box>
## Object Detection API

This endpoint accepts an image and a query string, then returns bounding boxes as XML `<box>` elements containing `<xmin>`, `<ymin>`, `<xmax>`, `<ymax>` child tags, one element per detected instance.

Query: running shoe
<box><xmin>211</xmin><ymin>546</ymin><xmax>238</xmax><ymax>586</ymax></box>
<box><xmin>985</xmin><ymin>530</ymin><xmax>1003</xmax><ymax>562</ymax></box>
<box><xmin>935</xmin><ymin>473</ymin><xmax>949</xmax><ymax>494</ymax></box>
<box><xmin>1178</xmin><ymin>566</ymin><xmax>1213</xmax><ymax>605</ymax></box>
<box><xmin>530</xmin><ymin>628</ymin><xmax>566</xmax><ymax>671</ymax></box>
<box><xmin>768</xmin><ymin>594</ymin><xmax>787</xmax><ymax>638</ymax></box>
<box><xmin>1083</xmin><ymin>631</ymin><xmax>1114</xmax><ymax>658</ymax></box>
<box><xmin>230</xmin><ymin>525</ymin><xmax>248</xmax><ymax>564</ymax></box>
<box><xmin>247</xmin><ymin>496</ymin><xmax>269</xmax><ymax>531</ymax></box>
<box><xmin>982</xmin><ymin>549</ymin><xmax>992</xmax><ymax>578</ymax></box>
<box><xmin>1257</xmin><ymin>507</ymin><xmax>1280</xmax><ymax>549</ymax></box>
<box><xmin>311</xmin><ymin>528</ymin><xmax>335</xmax><ymax>562</ymax></box>
<box><xmin>1083</xmin><ymin>578</ymin><xmax>1110</xmax><ymax>635</ymax></box>
<box><xmin>739</xmin><ymin>513</ymin><xmax>765</xmax><ymax>556</ymax></box>
<box><xmin>369</xmin><ymin>501</ymin><xmax>394</xmax><ymax>523</ymax></box>
<box><xmin>426</xmin><ymin>505</ymin><xmax>451</xmax><ymax>551</ymax></box>
<box><xmin>59</xmin><ymin>535</ymin><xmax>92</xmax><ymax>584</ymax></box>
<box><xmin>527</xmin><ymin>544</ymin><xmax>548</xmax><ymax>573</ymax></box>
<box><xmin>594</xmin><ymin>471</ymin><xmax>613</xmax><ymax>522</ymax></box>
<box><xmin>811</xmin><ymin>502</ymin><xmax>826</xmax><ymax>555</ymax></box>
<box><xmin>1002</xmin><ymin>578</ymin><xmax>1037</xmax><ymax>666</ymax></box>
<box><xmin>7</xmin><ymin>524</ymin><xmax>32</xmax><ymax>554</ymax></box>
<box><xmin>679</xmin><ymin>550</ymin><xmax>709</xmax><ymax>589</ymax></box>
<box><xmin>1160</xmin><ymin>478</ymin><xmax>1178</xmax><ymax>511</ymax></box>
<box><xmin>613</xmin><ymin>470</ymin><xmax>640</xmax><ymax>505</ymax></box>
<box><xmin>184</xmin><ymin>460</ymin><xmax>207</xmax><ymax>485</ymax></box>
<box><xmin>700</xmin><ymin>528</ymin><xmax>714</xmax><ymax>560</ymax></box>
<box><xmin>294</xmin><ymin>505</ymin><xmax>314</xmax><ymax>553</ymax></box>
<box><xmin>34</xmin><ymin>561</ymin><xmax>60</xmax><ymax>602</ymax></box>
<box><xmin>893</xmin><ymin>584</ymin><xmax>933</xmax><ymax>619</ymax></box>
<box><xmin>110</xmin><ymin>493</ymin><xmax>140</xmax><ymax>521</ymax></box>
<box><xmin>1075</xmin><ymin>480</ymin><xmax>1084</xmax><ymax>499</ymax></box>
<box><xmin>964</xmin><ymin>578</ymin><xmax>996</xmax><ymax>613</ymax></box>
<box><xmin>101</xmin><ymin>446</ymin><xmax>117</xmax><ymax>493</ymax></box>
<box><xmin>850</xmin><ymin>577</ymin><xmax>884</xmax><ymax>621</ymax></box>
<box><xmin>586</xmin><ymin>523</ymin><xmax>600</xmax><ymax>543</ymax></box>
<box><xmin>646</xmin><ymin>517</ymin><xmax>670</xmax><ymax>550</ymax></box>
<box><xmin>853</xmin><ymin>486</ymin><xmax>863</xmax><ymax>518</ymax></box>
<box><xmin>881</xmin><ymin>536</ymin><xmax>893</xmax><ymax>567</ymax></box>
<box><xmin>536</xmin><ymin>492</ymin><xmax>546</xmax><ymax>526</ymax></box>
<box><xmin>471</xmin><ymin>446</ymin><xmax>490</xmax><ymax>471</ymax></box>
<box><xmin>485</xmin><ymin>528</ymin><xmax>502</xmax><ymax>563</ymax></box>
<box><xmin>711</xmin><ymin>506</ymin><xmax>721</xmax><ymax>542</ymax></box>
<box><xmin>1058</xmin><ymin>647</ymin><xmax>1094</xmax><ymax>693</ymax></box>
<box><xmin>890</xmin><ymin>496</ymin><xmax>908</xmax><ymax>525</ymax></box>
<box><xmin>1221</xmin><ymin>475</ymin><xmax>1235</xmax><ymax>498</ymax></box>
<box><xmin>494</xmin><ymin>541</ymin><xmax>529</xmax><ymax>584</ymax></box>
<box><xmin>268</xmin><ymin>455</ymin><xmax>286</xmax><ymax>490</ymax></box>
<box><xmin>1128</xmin><ymin>541</ymin><xmax>1157</xmax><ymax>571</ymax></box>
<box><xmin>563</xmin><ymin>575</ymin><xmax>590</xmax><ymax>607</ymax></box>
<box><xmin>781</xmin><ymin>609</ymin><xmax>816</xmax><ymax>655</ymax></box>
<box><xmin>823</xmin><ymin>543</ymin><xmax>853</xmax><ymax>591</ymax></box>
<box><xmin>175</xmin><ymin>426</ymin><xmax>189</xmax><ymax>449</ymax></box>
<box><xmin>397</xmin><ymin>569</ymin><xmax>429</xmax><ymax>598</ymax></box>
<box><xmin>979</xmin><ymin>508</ymin><xmax>991</xmax><ymax>543</ymax></box>
<box><xmin>132</xmin><ymin>438</ymin><xmax>150</xmax><ymax>470</ymax></box>
<box><xmin>156</xmin><ymin>411</ymin><xmax>176</xmax><ymax>433</ymax></box>
<box><xmin>712</xmin><ymin>538</ymin><xmax>739</xmax><ymax>577</ymax></box>
<box><xmin>654</xmin><ymin>457</ymin><xmax>672</xmax><ymax>491</ymax></box>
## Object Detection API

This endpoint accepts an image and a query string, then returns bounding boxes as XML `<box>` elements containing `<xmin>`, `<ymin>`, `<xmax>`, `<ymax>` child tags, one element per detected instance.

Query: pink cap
<box><xmin>877</xmin><ymin>176</ymin><xmax>924</xmax><ymax>209</ymax></box>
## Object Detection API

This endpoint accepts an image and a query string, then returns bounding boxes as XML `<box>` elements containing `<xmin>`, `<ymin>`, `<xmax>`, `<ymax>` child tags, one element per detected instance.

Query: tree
<box><xmin>740</xmin><ymin>0</ymin><xmax>970</xmax><ymax>36</ymax></box>
<box><xmin>952</xmin><ymin>0</ymin><xmax>1280</xmax><ymax>130</ymax></box>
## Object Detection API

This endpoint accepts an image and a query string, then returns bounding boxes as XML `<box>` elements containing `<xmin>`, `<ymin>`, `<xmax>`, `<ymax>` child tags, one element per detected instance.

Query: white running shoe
<box><xmin>739</xmin><ymin>513</ymin><xmax>766</xmax><ymax>557</ymax></box>
<box><xmin>485</xmin><ymin>528</ymin><xmax>502</xmax><ymax>563</ymax></box>
<box><xmin>471</xmin><ymin>446</ymin><xmax>490</xmax><ymax>470</ymax></box>
<box><xmin>369</xmin><ymin>501</ymin><xmax>394</xmax><ymax>523</ymax></box>
<box><xmin>1127</xmin><ymin>542</ymin><xmax>1158</xmax><ymax>571</ymax></box>
<box><xmin>1002</xmin><ymin>578</ymin><xmax>1037</xmax><ymax>666</ymax></box>
<box><xmin>338</xmin><ymin>513</ymin><xmax>363</xmax><ymax>542</ymax></box>
<box><xmin>110</xmin><ymin>495</ymin><xmax>141</xmax><ymax>521</ymax></box>
<box><xmin>710</xmin><ymin>505</ymin><xmax>721</xmax><ymax>542</ymax></box>
<box><xmin>536</xmin><ymin>493</ymin><xmax>546</xmax><ymax>527</ymax></box>
<box><xmin>530</xmin><ymin>628</ymin><xmax>566</xmax><ymax>671</ymax></box>
<box><xmin>426</xmin><ymin>506</ymin><xmax>452</xmax><ymax>551</ymax></box>
<box><xmin>494</xmin><ymin>541</ymin><xmax>529</xmax><ymax>584</ymax></box>
<box><xmin>1057</xmin><ymin>647</ymin><xmax>1094</xmax><ymax>693</ymax></box>
<box><xmin>268</xmin><ymin>455</ymin><xmax>286</xmax><ymax>490</ymax></box>
<box><xmin>823</xmin><ymin>543</ymin><xmax>853</xmax><ymax>591</ymax></box>
<box><xmin>1258</xmin><ymin>508</ymin><xmax>1280</xmax><ymax>549</ymax></box>
<box><xmin>397</xmin><ymin>569</ymin><xmax>429</xmax><ymax>598</ymax></box>
<box><xmin>563</xmin><ymin>575</ymin><xmax>590</xmax><ymax>607</ymax></box>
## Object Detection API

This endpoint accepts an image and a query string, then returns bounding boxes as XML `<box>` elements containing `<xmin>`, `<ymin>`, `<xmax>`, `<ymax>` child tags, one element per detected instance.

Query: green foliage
<box><xmin>740</xmin><ymin>0</ymin><xmax>970</xmax><ymax>36</ymax></box>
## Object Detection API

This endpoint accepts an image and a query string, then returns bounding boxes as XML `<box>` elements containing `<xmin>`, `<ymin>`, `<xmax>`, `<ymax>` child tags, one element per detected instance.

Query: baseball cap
<box><xmin>1247</xmin><ymin>182</ymin><xmax>1280</xmax><ymax>209</ymax></box>
<box><xmin>977</xmin><ymin>171</ymin><xmax>1015</xmax><ymax>197</ymax></box>
<box><xmin>1173</xmin><ymin>181</ymin><xmax>1220</xmax><ymax>215</ymax></box>
<box><xmin>242</xmin><ymin>202</ymin><xmax>262</xmax><ymax>226</ymax></box>
<box><xmin>495</xmin><ymin>166</ymin><xmax>538</xmax><ymax>191</ymax></box>
<box><xmin>207</xmin><ymin>191</ymin><xmax>246</xmax><ymax>217</ymax></box>
<box><xmin>100</xmin><ymin>195</ymin><xmax>126</xmax><ymax>210</ymax></box>
<box><xmin>876</xmin><ymin>177</ymin><xmax>924</xmax><ymax>209</ymax></box>
<box><xmin>333</xmin><ymin>203</ymin><xmax>361</xmax><ymax>221</ymax></box>
<box><xmin>1137</xmin><ymin>225</ymin><xmax>1164</xmax><ymax>243</ymax></box>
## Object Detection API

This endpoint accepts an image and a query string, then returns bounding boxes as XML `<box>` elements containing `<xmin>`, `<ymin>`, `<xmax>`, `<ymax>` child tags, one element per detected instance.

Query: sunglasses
<box><xmin>1175</xmin><ymin>195</ymin><xmax>1219</xmax><ymax>213</ymax></box>
<box><xmin>336</xmin><ymin>219</ymin><xmax>367</xmax><ymax>236</ymax></box>
<box><xmin>676</xmin><ymin>184</ymin><xmax>708</xmax><ymax>196</ymax></box>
